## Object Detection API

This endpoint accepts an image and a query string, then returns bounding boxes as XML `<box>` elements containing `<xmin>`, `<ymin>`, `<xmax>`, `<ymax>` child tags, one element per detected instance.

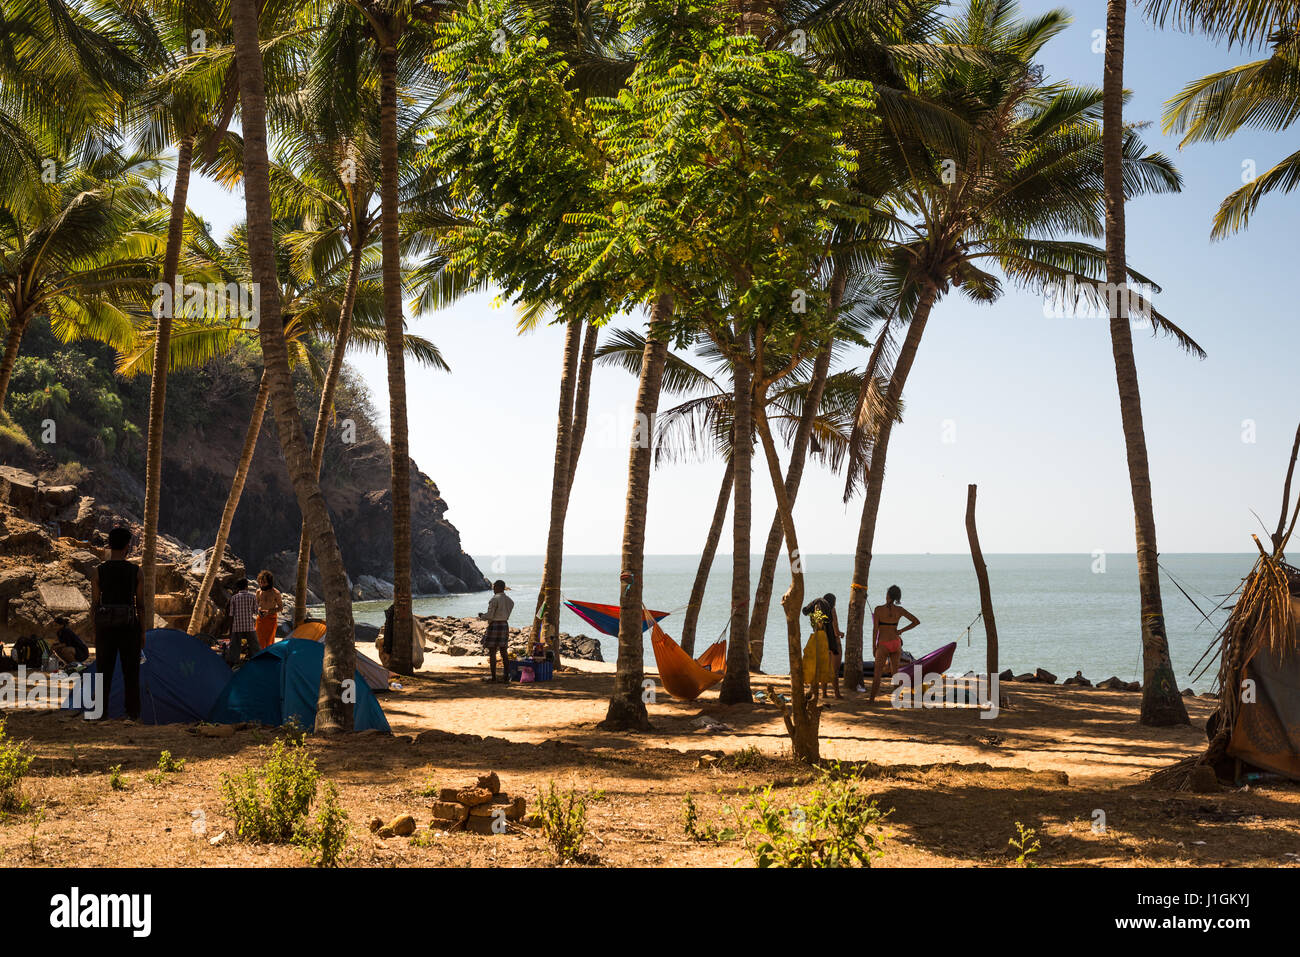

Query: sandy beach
<box><xmin>3</xmin><ymin>654</ymin><xmax>1296</xmax><ymax>868</ymax></box>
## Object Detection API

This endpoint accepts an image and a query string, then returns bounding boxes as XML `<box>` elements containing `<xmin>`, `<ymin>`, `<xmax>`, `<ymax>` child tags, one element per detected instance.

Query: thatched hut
<box><xmin>1155</xmin><ymin>523</ymin><xmax>1300</xmax><ymax>787</ymax></box>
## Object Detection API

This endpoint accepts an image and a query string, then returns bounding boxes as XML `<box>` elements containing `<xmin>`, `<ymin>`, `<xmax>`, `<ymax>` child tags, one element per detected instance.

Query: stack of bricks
<box><xmin>430</xmin><ymin>771</ymin><xmax>527</xmax><ymax>835</ymax></box>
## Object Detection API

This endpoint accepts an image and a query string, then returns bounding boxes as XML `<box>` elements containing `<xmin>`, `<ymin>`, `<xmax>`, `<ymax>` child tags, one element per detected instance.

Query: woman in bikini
<box><xmin>869</xmin><ymin>585</ymin><xmax>919</xmax><ymax>702</ymax></box>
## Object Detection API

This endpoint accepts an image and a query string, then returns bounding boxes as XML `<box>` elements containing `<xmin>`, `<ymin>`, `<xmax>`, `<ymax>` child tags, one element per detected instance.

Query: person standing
<box><xmin>225</xmin><ymin>579</ymin><xmax>260</xmax><ymax>666</ymax></box>
<box><xmin>801</xmin><ymin>593</ymin><xmax>843</xmax><ymax>701</ymax></box>
<box><xmin>869</xmin><ymin>585</ymin><xmax>920</xmax><ymax>702</ymax></box>
<box><xmin>90</xmin><ymin>526</ymin><xmax>144</xmax><ymax>720</ymax></box>
<box><xmin>477</xmin><ymin>580</ymin><xmax>514</xmax><ymax>683</ymax></box>
<box><xmin>255</xmin><ymin>570</ymin><xmax>283</xmax><ymax>649</ymax></box>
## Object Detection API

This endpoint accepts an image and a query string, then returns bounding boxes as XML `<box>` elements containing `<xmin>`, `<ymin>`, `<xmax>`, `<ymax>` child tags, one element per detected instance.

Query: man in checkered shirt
<box><xmin>226</xmin><ymin>578</ymin><xmax>259</xmax><ymax>666</ymax></box>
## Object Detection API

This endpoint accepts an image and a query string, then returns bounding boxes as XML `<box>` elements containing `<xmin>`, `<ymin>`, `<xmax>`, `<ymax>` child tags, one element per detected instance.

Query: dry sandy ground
<box><xmin>1</xmin><ymin>654</ymin><xmax>1298</xmax><ymax>868</ymax></box>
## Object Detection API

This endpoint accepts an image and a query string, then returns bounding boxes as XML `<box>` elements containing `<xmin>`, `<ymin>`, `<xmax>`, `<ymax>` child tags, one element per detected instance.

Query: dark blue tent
<box><xmin>62</xmin><ymin>628</ymin><xmax>232</xmax><ymax>724</ymax></box>
<box><xmin>207</xmin><ymin>638</ymin><xmax>390</xmax><ymax>732</ymax></box>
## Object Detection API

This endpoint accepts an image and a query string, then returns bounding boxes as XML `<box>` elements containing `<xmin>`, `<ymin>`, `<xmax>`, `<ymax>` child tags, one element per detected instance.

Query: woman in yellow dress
<box><xmin>800</xmin><ymin>593</ymin><xmax>842</xmax><ymax>701</ymax></box>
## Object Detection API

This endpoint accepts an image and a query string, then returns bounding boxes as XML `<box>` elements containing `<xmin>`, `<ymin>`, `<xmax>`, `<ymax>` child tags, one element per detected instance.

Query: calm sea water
<box><xmin>338</xmin><ymin>553</ymin><xmax>1249</xmax><ymax>693</ymax></box>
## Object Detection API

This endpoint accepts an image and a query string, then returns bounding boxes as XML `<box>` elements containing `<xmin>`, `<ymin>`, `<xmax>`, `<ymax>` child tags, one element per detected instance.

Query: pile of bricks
<box><xmin>430</xmin><ymin>771</ymin><xmax>527</xmax><ymax>835</ymax></box>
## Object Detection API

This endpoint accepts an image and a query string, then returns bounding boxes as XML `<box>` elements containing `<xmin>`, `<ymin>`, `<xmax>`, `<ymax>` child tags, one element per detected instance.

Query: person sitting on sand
<box><xmin>477</xmin><ymin>580</ymin><xmax>514</xmax><ymax>683</ymax></box>
<box><xmin>51</xmin><ymin>616</ymin><xmax>89</xmax><ymax>665</ymax></box>
<box><xmin>255</xmin><ymin>570</ymin><xmax>283</xmax><ymax>649</ymax></box>
<box><xmin>869</xmin><ymin>585</ymin><xmax>919</xmax><ymax>702</ymax></box>
<box><xmin>800</xmin><ymin>593</ymin><xmax>842</xmax><ymax>701</ymax></box>
<box><xmin>91</xmin><ymin>525</ymin><xmax>143</xmax><ymax>721</ymax></box>
<box><xmin>225</xmin><ymin>579</ymin><xmax>260</xmax><ymax>666</ymax></box>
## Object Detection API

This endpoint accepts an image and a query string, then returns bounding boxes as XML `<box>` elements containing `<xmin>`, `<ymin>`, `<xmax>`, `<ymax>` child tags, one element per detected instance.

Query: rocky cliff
<box><xmin>0</xmin><ymin>319</ymin><xmax>487</xmax><ymax>602</ymax></box>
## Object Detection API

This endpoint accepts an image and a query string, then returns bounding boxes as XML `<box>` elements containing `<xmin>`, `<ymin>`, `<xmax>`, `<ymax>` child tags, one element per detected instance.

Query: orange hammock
<box><xmin>649</xmin><ymin>614</ymin><xmax>726</xmax><ymax>701</ymax></box>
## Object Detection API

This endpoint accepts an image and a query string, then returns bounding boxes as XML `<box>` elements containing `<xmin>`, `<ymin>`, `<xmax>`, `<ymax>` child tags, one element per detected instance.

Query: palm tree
<box><xmin>314</xmin><ymin>0</ymin><xmax>451</xmax><ymax>675</ymax></box>
<box><xmin>229</xmin><ymin>0</ymin><xmax>357</xmax><ymax>731</ymax></box>
<box><xmin>1147</xmin><ymin>0</ymin><xmax>1300</xmax><ymax>236</ymax></box>
<box><xmin>835</xmin><ymin>0</ymin><xmax>1206</xmax><ymax>693</ymax></box>
<box><xmin>273</xmin><ymin>93</ymin><xmax>449</xmax><ymax>624</ymax></box>
<box><xmin>602</xmin><ymin>292</ymin><xmax>673</xmax><ymax>731</ymax></box>
<box><xmin>126</xmin><ymin>211</ymin><xmax>445</xmax><ymax>631</ymax></box>
<box><xmin>1102</xmin><ymin>0</ymin><xmax>1190</xmax><ymax>725</ymax></box>
<box><xmin>0</xmin><ymin>148</ymin><xmax>163</xmax><ymax>410</ymax></box>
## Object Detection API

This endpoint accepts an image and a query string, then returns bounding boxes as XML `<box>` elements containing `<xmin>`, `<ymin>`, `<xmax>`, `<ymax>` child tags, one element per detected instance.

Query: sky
<box><xmin>183</xmin><ymin>1</ymin><xmax>1300</xmax><ymax>557</ymax></box>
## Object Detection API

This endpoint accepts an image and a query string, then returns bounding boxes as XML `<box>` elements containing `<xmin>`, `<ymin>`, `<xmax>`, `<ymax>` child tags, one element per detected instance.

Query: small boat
<box><xmin>859</xmin><ymin>642</ymin><xmax>958</xmax><ymax>684</ymax></box>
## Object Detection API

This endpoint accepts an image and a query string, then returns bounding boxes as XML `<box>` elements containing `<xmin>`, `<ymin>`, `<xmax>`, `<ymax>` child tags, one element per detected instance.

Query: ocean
<box><xmin>338</xmin><ymin>552</ymin><xmax>1251</xmax><ymax>693</ymax></box>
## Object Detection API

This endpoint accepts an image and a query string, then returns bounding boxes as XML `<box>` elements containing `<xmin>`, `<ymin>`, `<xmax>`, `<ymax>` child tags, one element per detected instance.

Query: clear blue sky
<box><xmin>183</xmin><ymin>2</ymin><xmax>1299</xmax><ymax>557</ymax></box>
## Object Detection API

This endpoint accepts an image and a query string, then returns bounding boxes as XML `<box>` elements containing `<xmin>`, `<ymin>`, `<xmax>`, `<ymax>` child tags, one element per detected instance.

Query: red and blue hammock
<box><xmin>563</xmin><ymin>599</ymin><xmax>668</xmax><ymax>636</ymax></box>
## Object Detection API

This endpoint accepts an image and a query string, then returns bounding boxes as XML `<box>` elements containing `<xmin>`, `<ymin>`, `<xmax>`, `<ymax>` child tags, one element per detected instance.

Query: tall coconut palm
<box><xmin>130</xmin><ymin>211</ymin><xmax>446</xmax><ymax>630</ymax></box>
<box><xmin>229</xmin><ymin>0</ymin><xmax>358</xmax><ymax>731</ymax></box>
<box><xmin>313</xmin><ymin>0</ymin><xmax>452</xmax><ymax>675</ymax></box>
<box><xmin>115</xmin><ymin>0</ymin><xmax>224</xmax><ymax>633</ymax></box>
<box><xmin>1147</xmin><ymin>0</ymin><xmax>1300</xmax><ymax>236</ymax></box>
<box><xmin>1102</xmin><ymin>0</ymin><xmax>1190</xmax><ymax>725</ymax></box>
<box><xmin>836</xmin><ymin>0</ymin><xmax>1205</xmax><ymax>693</ymax></box>
<box><xmin>273</xmin><ymin>91</ymin><xmax>449</xmax><ymax>624</ymax></box>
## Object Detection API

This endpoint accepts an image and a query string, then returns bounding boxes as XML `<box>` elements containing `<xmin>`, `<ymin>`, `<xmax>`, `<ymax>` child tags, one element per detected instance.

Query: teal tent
<box><xmin>207</xmin><ymin>638</ymin><xmax>390</xmax><ymax>732</ymax></box>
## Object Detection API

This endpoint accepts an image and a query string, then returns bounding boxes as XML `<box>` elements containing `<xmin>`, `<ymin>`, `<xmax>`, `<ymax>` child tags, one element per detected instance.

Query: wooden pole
<box><xmin>966</xmin><ymin>484</ymin><xmax>999</xmax><ymax>675</ymax></box>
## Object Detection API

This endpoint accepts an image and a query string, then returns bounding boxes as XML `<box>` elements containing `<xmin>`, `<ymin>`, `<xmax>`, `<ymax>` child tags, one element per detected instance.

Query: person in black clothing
<box><xmin>51</xmin><ymin>616</ymin><xmax>90</xmax><ymax>664</ymax></box>
<box><xmin>90</xmin><ymin>526</ymin><xmax>144</xmax><ymax>720</ymax></box>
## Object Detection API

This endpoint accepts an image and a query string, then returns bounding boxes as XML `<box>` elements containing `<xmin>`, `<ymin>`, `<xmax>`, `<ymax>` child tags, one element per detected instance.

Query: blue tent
<box><xmin>207</xmin><ymin>638</ymin><xmax>390</xmax><ymax>732</ymax></box>
<box><xmin>62</xmin><ymin>628</ymin><xmax>232</xmax><ymax>724</ymax></box>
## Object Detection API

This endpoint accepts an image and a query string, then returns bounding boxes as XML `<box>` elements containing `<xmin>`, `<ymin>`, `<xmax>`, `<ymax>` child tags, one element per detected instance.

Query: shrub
<box><xmin>1009</xmin><ymin>821</ymin><xmax>1040</xmax><ymax>868</ymax></box>
<box><xmin>157</xmin><ymin>751</ymin><xmax>185</xmax><ymax>773</ymax></box>
<box><xmin>726</xmin><ymin>745</ymin><xmax>766</xmax><ymax>770</ymax></box>
<box><xmin>740</xmin><ymin>770</ymin><xmax>888</xmax><ymax>868</ymax></box>
<box><xmin>682</xmin><ymin>793</ymin><xmax>734</xmax><ymax>843</ymax></box>
<box><xmin>536</xmin><ymin>781</ymin><xmax>587</xmax><ymax>865</ymax></box>
<box><xmin>108</xmin><ymin>765</ymin><xmax>127</xmax><ymax>791</ymax></box>
<box><xmin>220</xmin><ymin>739</ymin><xmax>320</xmax><ymax>843</ymax></box>
<box><xmin>0</xmin><ymin>721</ymin><xmax>33</xmax><ymax>815</ymax></box>
<box><xmin>294</xmin><ymin>781</ymin><xmax>350</xmax><ymax>867</ymax></box>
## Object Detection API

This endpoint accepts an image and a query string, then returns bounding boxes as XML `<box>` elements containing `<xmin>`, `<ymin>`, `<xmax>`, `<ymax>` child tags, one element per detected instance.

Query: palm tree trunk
<box><xmin>0</xmin><ymin>308</ymin><xmax>31</xmax><ymax>412</ymax></box>
<box><xmin>748</xmin><ymin>340</ymin><xmax>832</xmax><ymax>671</ymax></box>
<box><xmin>531</xmin><ymin>321</ymin><xmax>598</xmax><ymax>645</ymax></box>
<box><xmin>231</xmin><ymin>0</ymin><xmax>356</xmax><ymax>732</ymax></box>
<box><xmin>141</xmin><ymin>134</ymin><xmax>195</xmax><ymax>630</ymax></box>
<box><xmin>532</xmin><ymin>316</ymin><xmax>583</xmax><ymax>668</ymax></box>
<box><xmin>681</xmin><ymin>464</ymin><xmax>732</xmax><ymax>656</ymax></box>
<box><xmin>1104</xmin><ymin>0</ymin><xmax>1187</xmax><ymax>726</ymax></box>
<box><xmin>565</xmin><ymin>321</ymin><xmax>599</xmax><ymax>499</ymax></box>
<box><xmin>293</xmin><ymin>240</ymin><xmax>363</xmax><ymax>625</ymax></box>
<box><xmin>186</xmin><ymin>368</ymin><xmax>270</xmax><ymax>634</ymax></box>
<box><xmin>378</xmin><ymin>38</ymin><xmax>414</xmax><ymax>675</ymax></box>
<box><xmin>754</xmin><ymin>400</ymin><xmax>819</xmax><ymax>763</ymax></box>
<box><xmin>844</xmin><ymin>282</ymin><xmax>938</xmax><ymax>692</ymax></box>
<box><xmin>601</xmin><ymin>293</ymin><xmax>672</xmax><ymax>730</ymax></box>
<box><xmin>718</xmin><ymin>337</ymin><xmax>753</xmax><ymax>704</ymax></box>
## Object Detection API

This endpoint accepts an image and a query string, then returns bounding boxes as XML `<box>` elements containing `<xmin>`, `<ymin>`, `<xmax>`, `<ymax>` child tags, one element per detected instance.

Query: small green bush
<box><xmin>108</xmin><ymin>765</ymin><xmax>127</xmax><ymax>791</ymax></box>
<box><xmin>157</xmin><ymin>751</ymin><xmax>186</xmax><ymax>773</ymax></box>
<box><xmin>740</xmin><ymin>770</ymin><xmax>888</xmax><ymax>868</ymax></box>
<box><xmin>682</xmin><ymin>793</ymin><xmax>734</xmax><ymax>843</ymax></box>
<box><xmin>726</xmin><ymin>745</ymin><xmax>765</xmax><ymax>770</ymax></box>
<box><xmin>0</xmin><ymin>721</ymin><xmax>33</xmax><ymax>814</ymax></box>
<box><xmin>1009</xmin><ymin>821</ymin><xmax>1040</xmax><ymax>868</ymax></box>
<box><xmin>536</xmin><ymin>781</ymin><xmax>587</xmax><ymax>865</ymax></box>
<box><xmin>220</xmin><ymin>739</ymin><xmax>320</xmax><ymax>843</ymax></box>
<box><xmin>294</xmin><ymin>781</ymin><xmax>350</xmax><ymax>867</ymax></box>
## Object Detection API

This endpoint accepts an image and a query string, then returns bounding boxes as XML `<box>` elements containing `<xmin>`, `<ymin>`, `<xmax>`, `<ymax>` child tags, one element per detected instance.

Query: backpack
<box><xmin>13</xmin><ymin>635</ymin><xmax>49</xmax><ymax>669</ymax></box>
